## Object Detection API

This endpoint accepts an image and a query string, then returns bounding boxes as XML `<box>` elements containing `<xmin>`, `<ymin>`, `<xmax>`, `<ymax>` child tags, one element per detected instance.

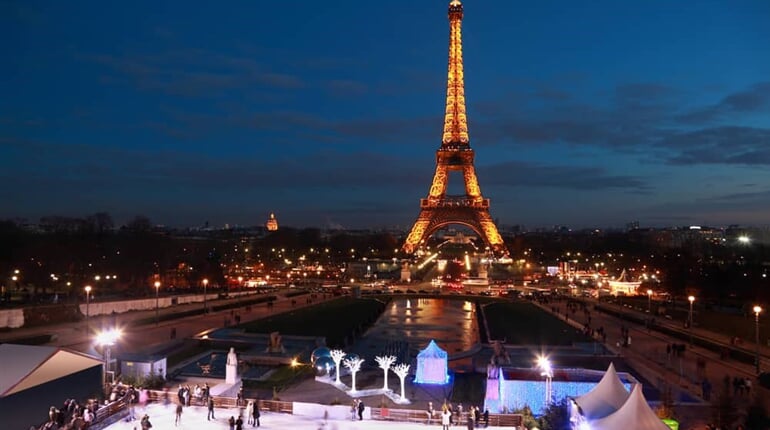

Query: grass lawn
<box><xmin>483</xmin><ymin>301</ymin><xmax>593</xmax><ymax>345</ymax></box>
<box><xmin>239</xmin><ymin>297</ymin><xmax>387</xmax><ymax>348</ymax></box>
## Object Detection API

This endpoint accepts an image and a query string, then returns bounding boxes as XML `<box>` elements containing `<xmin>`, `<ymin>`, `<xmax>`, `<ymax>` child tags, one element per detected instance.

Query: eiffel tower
<box><xmin>403</xmin><ymin>0</ymin><xmax>506</xmax><ymax>255</ymax></box>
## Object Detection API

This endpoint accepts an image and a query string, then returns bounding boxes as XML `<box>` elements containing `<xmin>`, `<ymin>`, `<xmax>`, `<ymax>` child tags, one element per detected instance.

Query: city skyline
<box><xmin>2</xmin><ymin>1</ymin><xmax>770</xmax><ymax>230</ymax></box>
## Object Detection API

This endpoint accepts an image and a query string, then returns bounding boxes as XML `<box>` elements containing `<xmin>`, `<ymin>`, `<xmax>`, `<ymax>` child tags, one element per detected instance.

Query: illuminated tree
<box><xmin>375</xmin><ymin>355</ymin><xmax>396</xmax><ymax>391</ymax></box>
<box><xmin>343</xmin><ymin>356</ymin><xmax>365</xmax><ymax>392</ymax></box>
<box><xmin>392</xmin><ymin>363</ymin><xmax>410</xmax><ymax>400</ymax></box>
<box><xmin>330</xmin><ymin>349</ymin><xmax>346</xmax><ymax>384</ymax></box>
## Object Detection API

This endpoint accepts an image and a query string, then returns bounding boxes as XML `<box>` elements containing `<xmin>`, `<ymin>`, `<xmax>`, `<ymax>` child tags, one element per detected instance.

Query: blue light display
<box><xmin>486</xmin><ymin>377</ymin><xmax>632</xmax><ymax>415</ymax></box>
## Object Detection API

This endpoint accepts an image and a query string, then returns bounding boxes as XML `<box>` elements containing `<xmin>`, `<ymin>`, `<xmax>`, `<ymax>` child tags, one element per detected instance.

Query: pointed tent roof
<box><xmin>573</xmin><ymin>362</ymin><xmax>631</xmax><ymax>420</ymax></box>
<box><xmin>0</xmin><ymin>344</ymin><xmax>102</xmax><ymax>397</ymax></box>
<box><xmin>591</xmin><ymin>384</ymin><xmax>670</xmax><ymax>430</ymax></box>
<box><xmin>417</xmin><ymin>340</ymin><xmax>448</xmax><ymax>359</ymax></box>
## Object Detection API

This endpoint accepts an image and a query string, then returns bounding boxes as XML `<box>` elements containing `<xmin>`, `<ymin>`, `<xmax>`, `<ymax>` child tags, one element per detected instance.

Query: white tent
<box><xmin>1</xmin><ymin>344</ymin><xmax>104</xmax><ymax>430</ymax></box>
<box><xmin>572</xmin><ymin>362</ymin><xmax>630</xmax><ymax>420</ymax></box>
<box><xmin>590</xmin><ymin>384</ymin><xmax>670</xmax><ymax>430</ymax></box>
<box><xmin>415</xmin><ymin>340</ymin><xmax>448</xmax><ymax>384</ymax></box>
<box><xmin>0</xmin><ymin>344</ymin><xmax>103</xmax><ymax>397</ymax></box>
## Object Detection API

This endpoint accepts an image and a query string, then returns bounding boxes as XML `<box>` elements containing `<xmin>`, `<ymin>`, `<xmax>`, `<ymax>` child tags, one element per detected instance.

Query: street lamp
<box><xmin>154</xmin><ymin>281</ymin><xmax>161</xmax><ymax>325</ymax></box>
<box><xmin>96</xmin><ymin>328</ymin><xmax>121</xmax><ymax>384</ymax></box>
<box><xmin>688</xmin><ymin>295</ymin><xmax>695</xmax><ymax>344</ymax></box>
<box><xmin>537</xmin><ymin>355</ymin><xmax>553</xmax><ymax>406</ymax></box>
<box><xmin>202</xmin><ymin>278</ymin><xmax>209</xmax><ymax>314</ymax></box>
<box><xmin>754</xmin><ymin>305</ymin><xmax>762</xmax><ymax>375</ymax></box>
<box><xmin>85</xmin><ymin>285</ymin><xmax>92</xmax><ymax>332</ymax></box>
<box><xmin>647</xmin><ymin>289</ymin><xmax>653</xmax><ymax>314</ymax></box>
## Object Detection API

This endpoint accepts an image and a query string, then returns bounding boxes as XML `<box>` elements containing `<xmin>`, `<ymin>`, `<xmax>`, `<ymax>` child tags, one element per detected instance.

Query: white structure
<box><xmin>589</xmin><ymin>384</ymin><xmax>670</xmax><ymax>430</ymax></box>
<box><xmin>330</xmin><ymin>349</ymin><xmax>346</xmax><ymax>384</ymax></box>
<box><xmin>391</xmin><ymin>363</ymin><xmax>411</xmax><ymax>401</ymax></box>
<box><xmin>343</xmin><ymin>356</ymin><xmax>364</xmax><ymax>392</ymax></box>
<box><xmin>225</xmin><ymin>347</ymin><xmax>238</xmax><ymax>384</ymax></box>
<box><xmin>415</xmin><ymin>340</ymin><xmax>448</xmax><ymax>385</ymax></box>
<box><xmin>375</xmin><ymin>355</ymin><xmax>396</xmax><ymax>391</ymax></box>
<box><xmin>571</xmin><ymin>363</ymin><xmax>630</xmax><ymax>421</ymax></box>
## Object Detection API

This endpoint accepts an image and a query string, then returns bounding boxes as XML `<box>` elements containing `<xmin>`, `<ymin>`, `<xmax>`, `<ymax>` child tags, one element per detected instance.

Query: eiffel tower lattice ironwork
<box><xmin>403</xmin><ymin>0</ymin><xmax>506</xmax><ymax>255</ymax></box>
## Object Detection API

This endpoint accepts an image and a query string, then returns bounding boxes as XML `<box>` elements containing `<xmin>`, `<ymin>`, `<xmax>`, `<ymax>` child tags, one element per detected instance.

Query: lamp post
<box><xmin>537</xmin><ymin>355</ymin><xmax>553</xmax><ymax>406</ymax></box>
<box><xmin>85</xmin><ymin>285</ymin><xmax>92</xmax><ymax>332</ymax></box>
<box><xmin>647</xmin><ymin>289</ymin><xmax>653</xmax><ymax>313</ymax></box>
<box><xmin>754</xmin><ymin>305</ymin><xmax>762</xmax><ymax>375</ymax></box>
<box><xmin>688</xmin><ymin>295</ymin><xmax>695</xmax><ymax>344</ymax></box>
<box><xmin>96</xmin><ymin>328</ymin><xmax>121</xmax><ymax>384</ymax></box>
<box><xmin>154</xmin><ymin>281</ymin><xmax>161</xmax><ymax>325</ymax></box>
<box><xmin>202</xmin><ymin>278</ymin><xmax>209</xmax><ymax>314</ymax></box>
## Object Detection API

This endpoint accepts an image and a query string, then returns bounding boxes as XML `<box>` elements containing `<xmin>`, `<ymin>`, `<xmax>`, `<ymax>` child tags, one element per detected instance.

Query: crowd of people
<box><xmin>427</xmin><ymin>401</ymin><xmax>490</xmax><ymax>428</ymax></box>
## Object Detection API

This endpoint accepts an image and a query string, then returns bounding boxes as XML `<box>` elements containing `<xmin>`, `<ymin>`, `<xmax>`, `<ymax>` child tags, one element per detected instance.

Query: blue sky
<box><xmin>2</xmin><ymin>0</ymin><xmax>770</xmax><ymax>230</ymax></box>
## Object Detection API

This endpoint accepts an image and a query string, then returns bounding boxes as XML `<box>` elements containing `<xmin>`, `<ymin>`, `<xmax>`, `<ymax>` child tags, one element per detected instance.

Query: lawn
<box><xmin>483</xmin><ymin>301</ymin><xmax>593</xmax><ymax>345</ymax></box>
<box><xmin>239</xmin><ymin>297</ymin><xmax>387</xmax><ymax>348</ymax></box>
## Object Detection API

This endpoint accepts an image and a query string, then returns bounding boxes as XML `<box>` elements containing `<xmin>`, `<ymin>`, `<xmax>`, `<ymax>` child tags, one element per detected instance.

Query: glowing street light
<box><xmin>96</xmin><ymin>328</ymin><xmax>121</xmax><ymax>383</ymax></box>
<box><xmin>537</xmin><ymin>355</ymin><xmax>553</xmax><ymax>405</ymax></box>
<box><xmin>647</xmin><ymin>289</ymin><xmax>653</xmax><ymax>313</ymax></box>
<box><xmin>154</xmin><ymin>281</ymin><xmax>161</xmax><ymax>325</ymax></box>
<box><xmin>202</xmin><ymin>278</ymin><xmax>209</xmax><ymax>313</ymax></box>
<box><xmin>688</xmin><ymin>295</ymin><xmax>695</xmax><ymax>344</ymax></box>
<box><xmin>754</xmin><ymin>305</ymin><xmax>762</xmax><ymax>374</ymax></box>
<box><xmin>85</xmin><ymin>285</ymin><xmax>92</xmax><ymax>332</ymax></box>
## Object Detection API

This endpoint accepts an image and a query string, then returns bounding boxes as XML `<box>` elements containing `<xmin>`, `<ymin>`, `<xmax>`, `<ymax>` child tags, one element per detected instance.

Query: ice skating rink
<box><xmin>104</xmin><ymin>402</ymin><xmax>520</xmax><ymax>430</ymax></box>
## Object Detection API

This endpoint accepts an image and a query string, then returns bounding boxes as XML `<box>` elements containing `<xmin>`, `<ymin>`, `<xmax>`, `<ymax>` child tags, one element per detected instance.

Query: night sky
<box><xmin>2</xmin><ymin>1</ymin><xmax>770</xmax><ymax>230</ymax></box>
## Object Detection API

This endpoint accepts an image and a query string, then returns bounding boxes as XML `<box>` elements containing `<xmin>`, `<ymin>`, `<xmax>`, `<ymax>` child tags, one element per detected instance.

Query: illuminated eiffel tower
<box><xmin>403</xmin><ymin>0</ymin><xmax>506</xmax><ymax>255</ymax></box>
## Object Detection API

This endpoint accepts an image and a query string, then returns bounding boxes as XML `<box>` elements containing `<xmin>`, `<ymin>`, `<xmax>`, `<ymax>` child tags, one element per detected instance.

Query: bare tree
<box><xmin>392</xmin><ymin>363</ymin><xmax>410</xmax><ymax>401</ymax></box>
<box><xmin>375</xmin><ymin>355</ymin><xmax>396</xmax><ymax>391</ymax></box>
<box><xmin>330</xmin><ymin>349</ymin><xmax>346</xmax><ymax>384</ymax></box>
<box><xmin>343</xmin><ymin>356</ymin><xmax>365</xmax><ymax>392</ymax></box>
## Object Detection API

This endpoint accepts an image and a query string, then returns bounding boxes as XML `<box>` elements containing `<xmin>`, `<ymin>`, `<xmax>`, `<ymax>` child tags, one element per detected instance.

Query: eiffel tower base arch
<box><xmin>403</xmin><ymin>206</ymin><xmax>505</xmax><ymax>255</ymax></box>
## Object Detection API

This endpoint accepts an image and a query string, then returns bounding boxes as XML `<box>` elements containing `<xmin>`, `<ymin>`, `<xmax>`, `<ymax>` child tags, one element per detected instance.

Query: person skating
<box><xmin>253</xmin><ymin>400</ymin><xmax>261</xmax><ymax>427</ymax></box>
<box><xmin>208</xmin><ymin>397</ymin><xmax>215</xmax><ymax>421</ymax></box>
<box><xmin>357</xmin><ymin>399</ymin><xmax>365</xmax><ymax>420</ymax></box>
<box><xmin>175</xmin><ymin>403</ymin><xmax>183</xmax><ymax>426</ymax></box>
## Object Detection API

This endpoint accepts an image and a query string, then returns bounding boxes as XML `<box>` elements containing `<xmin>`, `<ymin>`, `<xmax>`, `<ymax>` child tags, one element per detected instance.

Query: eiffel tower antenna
<box><xmin>403</xmin><ymin>0</ymin><xmax>507</xmax><ymax>255</ymax></box>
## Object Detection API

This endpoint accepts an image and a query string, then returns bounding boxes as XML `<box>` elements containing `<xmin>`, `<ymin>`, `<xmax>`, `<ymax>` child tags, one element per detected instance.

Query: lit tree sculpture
<box><xmin>343</xmin><ymin>356</ymin><xmax>365</xmax><ymax>392</ymax></box>
<box><xmin>392</xmin><ymin>363</ymin><xmax>410</xmax><ymax>401</ymax></box>
<box><xmin>330</xmin><ymin>349</ymin><xmax>346</xmax><ymax>384</ymax></box>
<box><xmin>375</xmin><ymin>355</ymin><xmax>396</xmax><ymax>391</ymax></box>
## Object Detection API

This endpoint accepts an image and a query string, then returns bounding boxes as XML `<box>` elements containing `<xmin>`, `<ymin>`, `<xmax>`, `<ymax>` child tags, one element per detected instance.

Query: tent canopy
<box><xmin>573</xmin><ymin>362</ymin><xmax>630</xmax><ymax>420</ymax></box>
<box><xmin>0</xmin><ymin>344</ymin><xmax>103</xmax><ymax>397</ymax></box>
<box><xmin>415</xmin><ymin>340</ymin><xmax>448</xmax><ymax>384</ymax></box>
<box><xmin>417</xmin><ymin>340</ymin><xmax>447</xmax><ymax>359</ymax></box>
<box><xmin>591</xmin><ymin>384</ymin><xmax>670</xmax><ymax>430</ymax></box>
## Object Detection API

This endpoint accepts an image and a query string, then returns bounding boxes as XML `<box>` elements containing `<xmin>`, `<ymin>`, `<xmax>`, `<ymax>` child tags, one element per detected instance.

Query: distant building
<box><xmin>266</xmin><ymin>213</ymin><xmax>279</xmax><ymax>231</ymax></box>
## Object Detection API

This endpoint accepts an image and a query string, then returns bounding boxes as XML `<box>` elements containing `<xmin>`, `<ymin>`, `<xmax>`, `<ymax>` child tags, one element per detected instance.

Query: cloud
<box><xmin>677</xmin><ymin>81</ymin><xmax>770</xmax><ymax>124</ymax></box>
<box><xmin>663</xmin><ymin>126</ymin><xmax>770</xmax><ymax>165</ymax></box>
<box><xmin>88</xmin><ymin>51</ymin><xmax>305</xmax><ymax>99</ymax></box>
<box><xmin>479</xmin><ymin>160</ymin><xmax>651</xmax><ymax>192</ymax></box>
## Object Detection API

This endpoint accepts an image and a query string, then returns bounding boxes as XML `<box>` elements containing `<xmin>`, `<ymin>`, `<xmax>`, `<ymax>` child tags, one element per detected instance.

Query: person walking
<box><xmin>350</xmin><ymin>400</ymin><xmax>357</xmax><ymax>421</ymax></box>
<box><xmin>483</xmin><ymin>408</ymin><xmax>489</xmax><ymax>428</ymax></box>
<box><xmin>228</xmin><ymin>415</ymin><xmax>235</xmax><ymax>430</ymax></box>
<box><xmin>175</xmin><ymin>403</ymin><xmax>183</xmax><ymax>426</ymax></box>
<box><xmin>236</xmin><ymin>415</ymin><xmax>244</xmax><ymax>430</ymax></box>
